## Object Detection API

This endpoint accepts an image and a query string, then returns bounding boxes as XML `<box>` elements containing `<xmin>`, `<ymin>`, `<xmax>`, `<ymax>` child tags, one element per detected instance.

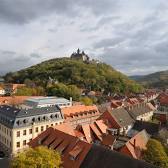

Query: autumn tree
<box><xmin>143</xmin><ymin>139</ymin><xmax>168</xmax><ymax>168</ymax></box>
<box><xmin>80</xmin><ymin>96</ymin><xmax>93</xmax><ymax>105</ymax></box>
<box><xmin>10</xmin><ymin>146</ymin><xmax>62</xmax><ymax>168</ymax></box>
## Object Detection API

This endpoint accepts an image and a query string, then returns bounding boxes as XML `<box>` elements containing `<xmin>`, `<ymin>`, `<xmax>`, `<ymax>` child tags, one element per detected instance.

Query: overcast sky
<box><xmin>0</xmin><ymin>0</ymin><xmax>168</xmax><ymax>76</ymax></box>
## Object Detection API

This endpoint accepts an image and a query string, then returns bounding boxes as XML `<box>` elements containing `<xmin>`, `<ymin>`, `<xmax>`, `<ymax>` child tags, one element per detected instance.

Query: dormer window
<box><xmin>50</xmin><ymin>114</ymin><xmax>55</xmax><ymax>118</ymax></box>
<box><xmin>38</xmin><ymin>116</ymin><xmax>42</xmax><ymax>121</ymax></box>
<box><xmin>69</xmin><ymin>145</ymin><xmax>83</xmax><ymax>161</ymax></box>
<box><xmin>23</xmin><ymin>119</ymin><xmax>28</xmax><ymax>124</ymax></box>
<box><xmin>17</xmin><ymin>120</ymin><xmax>21</xmax><ymax>125</ymax></box>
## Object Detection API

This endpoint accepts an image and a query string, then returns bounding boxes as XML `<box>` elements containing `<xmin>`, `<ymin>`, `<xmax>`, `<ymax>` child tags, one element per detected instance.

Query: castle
<box><xmin>70</xmin><ymin>49</ymin><xmax>89</xmax><ymax>62</ymax></box>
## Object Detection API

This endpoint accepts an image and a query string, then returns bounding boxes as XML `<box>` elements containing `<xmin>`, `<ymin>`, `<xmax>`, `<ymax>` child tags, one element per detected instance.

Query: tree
<box><xmin>11</xmin><ymin>146</ymin><xmax>62</xmax><ymax>168</ymax></box>
<box><xmin>143</xmin><ymin>139</ymin><xmax>168</xmax><ymax>168</ymax></box>
<box><xmin>47</xmin><ymin>83</ymin><xmax>80</xmax><ymax>101</ymax></box>
<box><xmin>14</xmin><ymin>87</ymin><xmax>45</xmax><ymax>96</ymax></box>
<box><xmin>80</xmin><ymin>96</ymin><xmax>93</xmax><ymax>105</ymax></box>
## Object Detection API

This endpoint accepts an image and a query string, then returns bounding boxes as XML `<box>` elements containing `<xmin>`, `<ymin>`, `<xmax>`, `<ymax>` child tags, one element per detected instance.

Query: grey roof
<box><xmin>80</xmin><ymin>145</ymin><xmax>157</xmax><ymax>168</ymax></box>
<box><xmin>98</xmin><ymin>103</ymin><xmax>111</xmax><ymax>113</ymax></box>
<box><xmin>25</xmin><ymin>97</ymin><xmax>70</xmax><ymax>107</ymax></box>
<box><xmin>0</xmin><ymin>105</ymin><xmax>64</xmax><ymax>128</ymax></box>
<box><xmin>110</xmin><ymin>108</ymin><xmax>134</xmax><ymax>127</ymax></box>
<box><xmin>126</xmin><ymin>104</ymin><xmax>153</xmax><ymax>119</ymax></box>
<box><xmin>132</xmin><ymin>120</ymin><xmax>160</xmax><ymax>136</ymax></box>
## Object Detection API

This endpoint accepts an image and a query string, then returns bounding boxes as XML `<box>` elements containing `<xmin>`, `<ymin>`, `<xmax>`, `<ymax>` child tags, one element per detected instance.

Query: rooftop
<box><xmin>0</xmin><ymin>105</ymin><xmax>63</xmax><ymax>128</ymax></box>
<box><xmin>62</xmin><ymin>105</ymin><xmax>98</xmax><ymax>117</ymax></box>
<box><xmin>26</xmin><ymin>97</ymin><xmax>71</xmax><ymax>105</ymax></box>
<box><xmin>29</xmin><ymin>127</ymin><xmax>156</xmax><ymax>168</ymax></box>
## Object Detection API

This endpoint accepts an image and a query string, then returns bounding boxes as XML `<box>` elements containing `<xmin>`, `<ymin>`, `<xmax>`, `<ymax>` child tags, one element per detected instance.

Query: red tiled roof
<box><xmin>159</xmin><ymin>93</ymin><xmax>168</xmax><ymax>105</ymax></box>
<box><xmin>95</xmin><ymin>120</ymin><xmax>107</xmax><ymax>133</ymax></box>
<box><xmin>54</xmin><ymin>123</ymin><xmax>76</xmax><ymax>136</ymax></box>
<box><xmin>28</xmin><ymin>127</ymin><xmax>92</xmax><ymax>168</ymax></box>
<box><xmin>78</xmin><ymin>120</ymin><xmax>108</xmax><ymax>143</ymax></box>
<box><xmin>0</xmin><ymin>96</ymin><xmax>41</xmax><ymax>105</ymax></box>
<box><xmin>127</xmin><ymin>98</ymin><xmax>139</xmax><ymax>105</ymax></box>
<box><xmin>62</xmin><ymin>105</ymin><xmax>98</xmax><ymax>117</ymax></box>
<box><xmin>81</xmin><ymin>124</ymin><xmax>93</xmax><ymax>143</ymax></box>
<box><xmin>111</xmin><ymin>100</ymin><xmax>123</xmax><ymax>108</ymax></box>
<box><xmin>90</xmin><ymin>123</ymin><xmax>102</xmax><ymax>141</ymax></box>
<box><xmin>120</xmin><ymin>130</ymin><xmax>149</xmax><ymax>159</ymax></box>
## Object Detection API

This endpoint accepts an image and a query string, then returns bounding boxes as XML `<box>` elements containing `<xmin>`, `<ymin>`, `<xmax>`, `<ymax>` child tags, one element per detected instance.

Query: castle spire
<box><xmin>77</xmin><ymin>48</ymin><xmax>80</xmax><ymax>54</ymax></box>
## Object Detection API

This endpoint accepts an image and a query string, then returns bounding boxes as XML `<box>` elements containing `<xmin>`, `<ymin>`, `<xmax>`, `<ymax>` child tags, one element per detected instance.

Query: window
<box><xmin>35</xmin><ymin>127</ymin><xmax>38</xmax><ymax>133</ymax></box>
<box><xmin>51</xmin><ymin>124</ymin><xmax>53</xmax><ymax>126</ymax></box>
<box><xmin>23</xmin><ymin>140</ymin><xmax>26</xmax><ymax>146</ymax></box>
<box><xmin>29</xmin><ymin>138</ymin><xmax>32</xmax><ymax>142</ymax></box>
<box><xmin>23</xmin><ymin>130</ymin><xmax>26</xmax><ymax>135</ymax></box>
<box><xmin>41</xmin><ymin>126</ymin><xmax>44</xmax><ymax>132</ymax></box>
<box><xmin>16</xmin><ymin>142</ymin><xmax>20</xmax><ymax>148</ymax></box>
<box><xmin>29</xmin><ymin>129</ymin><xmax>32</xmax><ymax>134</ymax></box>
<box><xmin>17</xmin><ymin>131</ymin><xmax>20</xmax><ymax>137</ymax></box>
<box><xmin>46</xmin><ymin>125</ymin><xmax>49</xmax><ymax>129</ymax></box>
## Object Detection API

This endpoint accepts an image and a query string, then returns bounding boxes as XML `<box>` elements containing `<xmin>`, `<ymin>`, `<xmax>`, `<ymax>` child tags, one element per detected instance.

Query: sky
<box><xmin>0</xmin><ymin>0</ymin><xmax>168</xmax><ymax>76</ymax></box>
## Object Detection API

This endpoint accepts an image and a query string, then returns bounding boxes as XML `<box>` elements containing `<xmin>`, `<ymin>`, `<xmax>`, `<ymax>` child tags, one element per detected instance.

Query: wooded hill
<box><xmin>131</xmin><ymin>70</ymin><xmax>168</xmax><ymax>89</ymax></box>
<box><xmin>4</xmin><ymin>58</ymin><xmax>143</xmax><ymax>94</ymax></box>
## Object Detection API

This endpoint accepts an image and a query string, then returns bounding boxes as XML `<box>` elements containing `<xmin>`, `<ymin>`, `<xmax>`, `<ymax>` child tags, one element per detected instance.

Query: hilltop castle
<box><xmin>71</xmin><ymin>49</ymin><xmax>89</xmax><ymax>62</ymax></box>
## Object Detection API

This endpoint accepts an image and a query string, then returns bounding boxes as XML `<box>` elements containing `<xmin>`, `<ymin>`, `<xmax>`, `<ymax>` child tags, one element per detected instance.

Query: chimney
<box><xmin>70</xmin><ymin>97</ymin><xmax>72</xmax><ymax>106</ymax></box>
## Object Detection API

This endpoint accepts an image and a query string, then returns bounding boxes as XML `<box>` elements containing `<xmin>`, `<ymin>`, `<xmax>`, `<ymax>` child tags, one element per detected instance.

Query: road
<box><xmin>0</xmin><ymin>157</ymin><xmax>10</xmax><ymax>168</ymax></box>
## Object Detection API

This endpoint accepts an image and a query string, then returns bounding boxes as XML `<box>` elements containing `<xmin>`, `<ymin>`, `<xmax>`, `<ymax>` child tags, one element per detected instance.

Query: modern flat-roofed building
<box><xmin>24</xmin><ymin>97</ymin><xmax>72</xmax><ymax>109</ymax></box>
<box><xmin>0</xmin><ymin>105</ymin><xmax>64</xmax><ymax>155</ymax></box>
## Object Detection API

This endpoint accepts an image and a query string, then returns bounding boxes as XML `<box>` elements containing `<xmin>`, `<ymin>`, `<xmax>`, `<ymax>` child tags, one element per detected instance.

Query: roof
<box><xmin>26</xmin><ymin>97</ymin><xmax>70</xmax><ymax>104</ymax></box>
<box><xmin>127</xmin><ymin>98</ymin><xmax>139</xmax><ymax>105</ymax></box>
<box><xmin>62</xmin><ymin>105</ymin><xmax>98</xmax><ymax>117</ymax></box>
<box><xmin>29</xmin><ymin>127</ymin><xmax>92</xmax><ymax>168</ymax></box>
<box><xmin>79</xmin><ymin>120</ymin><xmax>108</xmax><ymax>143</ymax></box>
<box><xmin>131</xmin><ymin>120</ymin><xmax>160</xmax><ymax>136</ymax></box>
<box><xmin>0</xmin><ymin>105</ymin><xmax>63</xmax><ymax>128</ymax></box>
<box><xmin>28</xmin><ymin>127</ymin><xmax>157</xmax><ymax>168</ymax></box>
<box><xmin>80</xmin><ymin>145</ymin><xmax>157</xmax><ymax>168</ymax></box>
<box><xmin>54</xmin><ymin>123</ymin><xmax>76</xmax><ymax>136</ymax></box>
<box><xmin>158</xmin><ymin>93</ymin><xmax>168</xmax><ymax>106</ymax></box>
<box><xmin>0</xmin><ymin>105</ymin><xmax>61</xmax><ymax>118</ymax></box>
<box><xmin>110</xmin><ymin>108</ymin><xmax>134</xmax><ymax>127</ymax></box>
<box><xmin>120</xmin><ymin>130</ymin><xmax>150</xmax><ymax>159</ymax></box>
<box><xmin>0</xmin><ymin>96</ymin><xmax>39</xmax><ymax>105</ymax></box>
<box><xmin>126</xmin><ymin>103</ymin><xmax>155</xmax><ymax>119</ymax></box>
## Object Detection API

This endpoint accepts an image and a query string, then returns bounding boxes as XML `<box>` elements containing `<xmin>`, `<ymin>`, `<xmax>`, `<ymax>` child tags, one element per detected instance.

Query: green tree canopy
<box><xmin>47</xmin><ymin>83</ymin><xmax>80</xmax><ymax>101</ymax></box>
<box><xmin>11</xmin><ymin>146</ymin><xmax>62</xmax><ymax>168</ymax></box>
<box><xmin>14</xmin><ymin>86</ymin><xmax>45</xmax><ymax>96</ymax></box>
<box><xmin>143</xmin><ymin>139</ymin><xmax>168</xmax><ymax>168</ymax></box>
<box><xmin>80</xmin><ymin>96</ymin><xmax>93</xmax><ymax>105</ymax></box>
<box><xmin>4</xmin><ymin>58</ymin><xmax>144</xmax><ymax>94</ymax></box>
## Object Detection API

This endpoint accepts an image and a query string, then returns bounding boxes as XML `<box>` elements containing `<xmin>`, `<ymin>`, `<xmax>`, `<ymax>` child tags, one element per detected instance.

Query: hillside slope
<box><xmin>4</xmin><ymin>58</ymin><xmax>143</xmax><ymax>93</ymax></box>
<box><xmin>131</xmin><ymin>70</ymin><xmax>168</xmax><ymax>88</ymax></box>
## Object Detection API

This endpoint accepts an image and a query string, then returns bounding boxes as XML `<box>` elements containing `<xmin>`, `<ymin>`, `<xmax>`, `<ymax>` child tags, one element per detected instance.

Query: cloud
<box><xmin>0</xmin><ymin>0</ymin><xmax>119</xmax><ymax>24</ymax></box>
<box><xmin>0</xmin><ymin>0</ymin><xmax>168</xmax><ymax>76</ymax></box>
<box><xmin>0</xmin><ymin>50</ymin><xmax>40</xmax><ymax>75</ymax></box>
